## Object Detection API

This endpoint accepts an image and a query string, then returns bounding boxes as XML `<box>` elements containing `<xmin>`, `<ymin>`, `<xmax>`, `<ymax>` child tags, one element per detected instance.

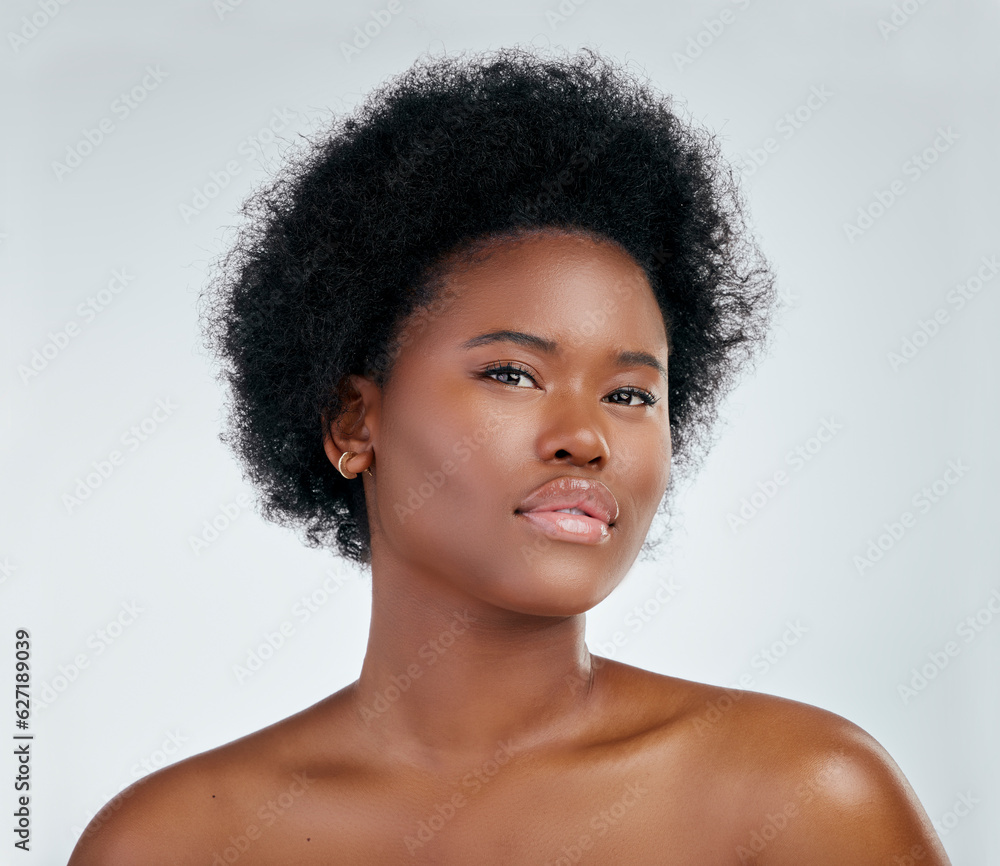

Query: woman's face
<box><xmin>360</xmin><ymin>229</ymin><xmax>672</xmax><ymax>617</ymax></box>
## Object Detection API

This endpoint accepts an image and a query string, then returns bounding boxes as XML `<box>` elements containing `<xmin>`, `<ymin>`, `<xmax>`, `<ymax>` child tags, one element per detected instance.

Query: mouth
<box><xmin>514</xmin><ymin>476</ymin><xmax>618</xmax><ymax>546</ymax></box>
<box><xmin>515</xmin><ymin>509</ymin><xmax>613</xmax><ymax>545</ymax></box>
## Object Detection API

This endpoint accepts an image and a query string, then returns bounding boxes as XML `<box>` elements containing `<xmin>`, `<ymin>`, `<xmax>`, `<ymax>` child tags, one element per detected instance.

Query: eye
<box><xmin>481</xmin><ymin>361</ymin><xmax>537</xmax><ymax>388</ymax></box>
<box><xmin>480</xmin><ymin>363</ymin><xmax>659</xmax><ymax>406</ymax></box>
<box><xmin>606</xmin><ymin>386</ymin><xmax>659</xmax><ymax>407</ymax></box>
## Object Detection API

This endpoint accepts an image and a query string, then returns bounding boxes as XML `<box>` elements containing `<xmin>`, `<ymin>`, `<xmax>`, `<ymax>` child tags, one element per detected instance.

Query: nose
<box><xmin>534</xmin><ymin>392</ymin><xmax>610</xmax><ymax>468</ymax></box>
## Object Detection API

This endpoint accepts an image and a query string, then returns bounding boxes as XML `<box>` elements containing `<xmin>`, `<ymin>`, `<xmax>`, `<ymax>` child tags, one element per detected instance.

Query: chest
<box><xmin>214</xmin><ymin>760</ymin><xmax>744</xmax><ymax>865</ymax></box>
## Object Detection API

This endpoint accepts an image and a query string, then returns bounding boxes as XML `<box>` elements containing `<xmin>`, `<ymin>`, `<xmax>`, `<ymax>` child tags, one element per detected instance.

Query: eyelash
<box><xmin>481</xmin><ymin>362</ymin><xmax>659</xmax><ymax>406</ymax></box>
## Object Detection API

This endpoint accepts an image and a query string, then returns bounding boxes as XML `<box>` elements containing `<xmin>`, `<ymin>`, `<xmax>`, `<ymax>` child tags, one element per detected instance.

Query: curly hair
<box><xmin>202</xmin><ymin>44</ymin><xmax>776</xmax><ymax>567</ymax></box>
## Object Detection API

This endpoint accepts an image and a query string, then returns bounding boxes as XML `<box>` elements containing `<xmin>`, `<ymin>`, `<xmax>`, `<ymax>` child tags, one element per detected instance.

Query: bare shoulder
<box><xmin>66</xmin><ymin>698</ymin><xmax>340</xmax><ymax>866</ymax></box>
<box><xmin>600</xmin><ymin>660</ymin><xmax>953</xmax><ymax>865</ymax></box>
<box><xmin>67</xmin><ymin>746</ymin><xmax>240</xmax><ymax>866</ymax></box>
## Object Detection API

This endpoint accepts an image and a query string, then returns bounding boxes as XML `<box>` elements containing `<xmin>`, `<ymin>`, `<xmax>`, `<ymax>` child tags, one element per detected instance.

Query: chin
<box><xmin>483</xmin><ymin>568</ymin><xmax>619</xmax><ymax>618</ymax></box>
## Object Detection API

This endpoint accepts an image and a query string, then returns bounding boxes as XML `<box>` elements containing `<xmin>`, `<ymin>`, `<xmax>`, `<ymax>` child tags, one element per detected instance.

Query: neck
<box><xmin>348</xmin><ymin>561</ymin><xmax>599</xmax><ymax>771</ymax></box>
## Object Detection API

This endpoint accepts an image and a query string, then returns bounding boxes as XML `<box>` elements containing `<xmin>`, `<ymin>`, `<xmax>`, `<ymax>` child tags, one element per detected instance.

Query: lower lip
<box><xmin>517</xmin><ymin>510</ymin><xmax>611</xmax><ymax>545</ymax></box>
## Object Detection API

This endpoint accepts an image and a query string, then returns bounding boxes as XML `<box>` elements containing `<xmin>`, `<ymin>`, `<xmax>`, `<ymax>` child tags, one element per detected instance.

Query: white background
<box><xmin>2</xmin><ymin>0</ymin><xmax>998</xmax><ymax>863</ymax></box>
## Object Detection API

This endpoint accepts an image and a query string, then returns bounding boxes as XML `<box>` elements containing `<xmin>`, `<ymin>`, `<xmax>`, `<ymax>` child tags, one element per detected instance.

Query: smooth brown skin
<box><xmin>69</xmin><ymin>230</ymin><xmax>951</xmax><ymax>865</ymax></box>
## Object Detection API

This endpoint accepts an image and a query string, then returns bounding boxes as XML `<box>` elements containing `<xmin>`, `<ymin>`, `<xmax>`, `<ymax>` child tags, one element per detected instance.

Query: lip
<box><xmin>515</xmin><ymin>476</ymin><xmax>618</xmax><ymax>546</ymax></box>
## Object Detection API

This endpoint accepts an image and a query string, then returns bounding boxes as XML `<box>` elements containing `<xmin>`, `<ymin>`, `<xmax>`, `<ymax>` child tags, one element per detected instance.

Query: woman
<box><xmin>69</xmin><ymin>46</ymin><xmax>951</xmax><ymax>864</ymax></box>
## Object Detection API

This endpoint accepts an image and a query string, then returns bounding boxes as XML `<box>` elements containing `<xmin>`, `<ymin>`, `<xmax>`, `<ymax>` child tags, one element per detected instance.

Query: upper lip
<box><xmin>516</xmin><ymin>476</ymin><xmax>619</xmax><ymax>526</ymax></box>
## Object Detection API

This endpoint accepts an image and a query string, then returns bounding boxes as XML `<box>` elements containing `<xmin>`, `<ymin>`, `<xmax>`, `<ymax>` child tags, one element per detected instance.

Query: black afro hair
<box><xmin>202</xmin><ymin>44</ymin><xmax>776</xmax><ymax>567</ymax></box>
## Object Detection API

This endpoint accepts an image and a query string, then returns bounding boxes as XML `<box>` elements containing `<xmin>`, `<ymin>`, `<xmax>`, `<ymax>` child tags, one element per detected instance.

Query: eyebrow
<box><xmin>460</xmin><ymin>329</ymin><xmax>667</xmax><ymax>382</ymax></box>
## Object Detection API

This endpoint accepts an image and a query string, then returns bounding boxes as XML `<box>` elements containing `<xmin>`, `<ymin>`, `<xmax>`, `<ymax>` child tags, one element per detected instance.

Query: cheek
<box><xmin>614</xmin><ymin>420</ymin><xmax>671</xmax><ymax>534</ymax></box>
<box><xmin>642</xmin><ymin>425</ymin><xmax>671</xmax><ymax>494</ymax></box>
<box><xmin>375</xmin><ymin>383</ymin><xmax>515</xmax><ymax>540</ymax></box>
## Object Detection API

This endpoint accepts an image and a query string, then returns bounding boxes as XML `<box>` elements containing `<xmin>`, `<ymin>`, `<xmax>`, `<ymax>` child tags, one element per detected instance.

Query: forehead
<box><xmin>416</xmin><ymin>229</ymin><xmax>668</xmax><ymax>351</ymax></box>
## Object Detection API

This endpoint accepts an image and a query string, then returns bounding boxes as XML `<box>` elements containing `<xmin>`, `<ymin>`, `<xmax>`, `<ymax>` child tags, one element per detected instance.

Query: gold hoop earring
<box><xmin>337</xmin><ymin>451</ymin><xmax>358</xmax><ymax>479</ymax></box>
<box><xmin>337</xmin><ymin>451</ymin><xmax>374</xmax><ymax>480</ymax></box>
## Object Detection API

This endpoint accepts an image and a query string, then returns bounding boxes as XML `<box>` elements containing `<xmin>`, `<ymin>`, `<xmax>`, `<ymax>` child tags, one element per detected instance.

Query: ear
<box><xmin>322</xmin><ymin>374</ymin><xmax>381</xmax><ymax>478</ymax></box>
